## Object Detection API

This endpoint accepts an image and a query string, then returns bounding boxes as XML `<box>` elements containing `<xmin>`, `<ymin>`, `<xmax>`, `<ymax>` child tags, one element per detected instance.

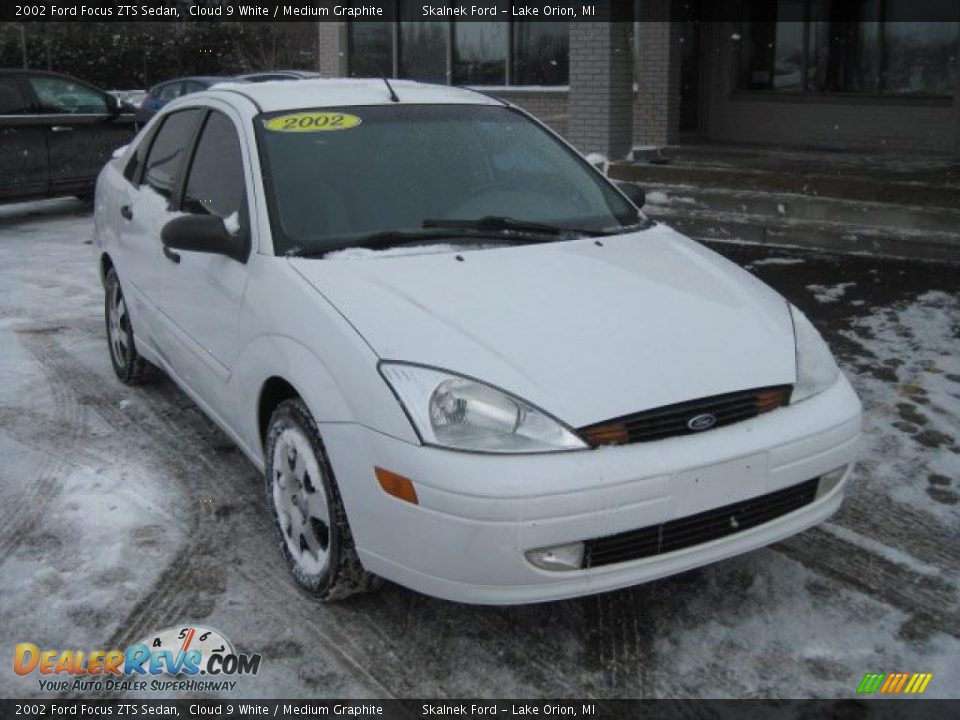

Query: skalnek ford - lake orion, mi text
<box><xmin>422</xmin><ymin>705</ymin><xmax>595</xmax><ymax>716</ymax></box>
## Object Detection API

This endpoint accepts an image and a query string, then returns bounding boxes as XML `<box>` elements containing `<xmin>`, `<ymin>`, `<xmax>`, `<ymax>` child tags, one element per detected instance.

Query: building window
<box><xmin>399</xmin><ymin>0</ymin><xmax>449</xmax><ymax>83</ymax></box>
<box><xmin>347</xmin><ymin>22</ymin><xmax>392</xmax><ymax>77</ymax></box>
<box><xmin>346</xmin><ymin>9</ymin><xmax>569</xmax><ymax>87</ymax></box>
<box><xmin>453</xmin><ymin>21</ymin><xmax>508</xmax><ymax>85</ymax></box>
<box><xmin>512</xmin><ymin>21</ymin><xmax>570</xmax><ymax>85</ymax></box>
<box><xmin>738</xmin><ymin>0</ymin><xmax>958</xmax><ymax>96</ymax></box>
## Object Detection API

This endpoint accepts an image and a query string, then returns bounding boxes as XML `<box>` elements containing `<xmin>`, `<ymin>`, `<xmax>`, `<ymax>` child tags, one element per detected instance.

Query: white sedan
<box><xmin>93</xmin><ymin>79</ymin><xmax>861</xmax><ymax>604</ymax></box>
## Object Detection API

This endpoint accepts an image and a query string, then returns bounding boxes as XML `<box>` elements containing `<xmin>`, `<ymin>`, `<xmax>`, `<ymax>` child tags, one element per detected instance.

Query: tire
<box><xmin>264</xmin><ymin>398</ymin><xmax>378</xmax><ymax>601</ymax></box>
<box><xmin>104</xmin><ymin>268</ymin><xmax>150</xmax><ymax>385</ymax></box>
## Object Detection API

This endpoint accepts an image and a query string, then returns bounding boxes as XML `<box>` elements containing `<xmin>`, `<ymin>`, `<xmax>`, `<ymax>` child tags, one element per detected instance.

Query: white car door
<box><xmin>117</xmin><ymin>107</ymin><xmax>204</xmax><ymax>354</ymax></box>
<box><xmin>155</xmin><ymin>107</ymin><xmax>251</xmax><ymax>422</ymax></box>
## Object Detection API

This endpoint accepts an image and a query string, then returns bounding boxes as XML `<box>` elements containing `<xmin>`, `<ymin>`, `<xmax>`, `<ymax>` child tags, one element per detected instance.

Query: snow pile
<box><xmin>750</xmin><ymin>257</ymin><xmax>806</xmax><ymax>267</ymax></box>
<box><xmin>807</xmin><ymin>282</ymin><xmax>856</xmax><ymax>303</ymax></box>
<box><xmin>223</xmin><ymin>211</ymin><xmax>241</xmax><ymax>236</ymax></box>
<box><xmin>324</xmin><ymin>243</ymin><xmax>502</xmax><ymax>260</ymax></box>
<box><xmin>584</xmin><ymin>152</ymin><xmax>609</xmax><ymax>175</ymax></box>
<box><xmin>644</xmin><ymin>190</ymin><xmax>701</xmax><ymax>207</ymax></box>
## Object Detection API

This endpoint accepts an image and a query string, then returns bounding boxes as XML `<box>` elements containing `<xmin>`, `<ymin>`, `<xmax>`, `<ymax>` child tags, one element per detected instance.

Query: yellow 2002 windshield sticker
<box><xmin>263</xmin><ymin>112</ymin><xmax>362</xmax><ymax>132</ymax></box>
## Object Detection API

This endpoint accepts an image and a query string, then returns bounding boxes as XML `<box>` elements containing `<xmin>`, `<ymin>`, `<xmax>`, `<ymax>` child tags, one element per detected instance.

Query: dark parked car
<box><xmin>136</xmin><ymin>76</ymin><xmax>226</xmax><ymax>123</ymax></box>
<box><xmin>0</xmin><ymin>69</ymin><xmax>136</xmax><ymax>203</ymax></box>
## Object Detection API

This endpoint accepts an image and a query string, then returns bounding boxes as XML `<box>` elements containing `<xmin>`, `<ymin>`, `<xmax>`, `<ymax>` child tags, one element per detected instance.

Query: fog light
<box><xmin>525</xmin><ymin>542</ymin><xmax>584</xmax><ymax>571</ymax></box>
<box><xmin>816</xmin><ymin>465</ymin><xmax>848</xmax><ymax>499</ymax></box>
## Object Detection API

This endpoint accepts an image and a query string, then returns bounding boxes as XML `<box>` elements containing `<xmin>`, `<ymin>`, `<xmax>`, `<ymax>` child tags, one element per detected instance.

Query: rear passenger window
<box><xmin>0</xmin><ymin>78</ymin><xmax>30</xmax><ymax>114</ymax></box>
<box><xmin>182</xmin><ymin>111</ymin><xmax>246</xmax><ymax>224</ymax></box>
<box><xmin>142</xmin><ymin>109</ymin><xmax>202</xmax><ymax>198</ymax></box>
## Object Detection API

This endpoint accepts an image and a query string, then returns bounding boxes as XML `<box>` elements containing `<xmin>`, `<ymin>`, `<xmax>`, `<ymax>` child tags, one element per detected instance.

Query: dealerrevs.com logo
<box><xmin>14</xmin><ymin>625</ymin><xmax>262</xmax><ymax>693</ymax></box>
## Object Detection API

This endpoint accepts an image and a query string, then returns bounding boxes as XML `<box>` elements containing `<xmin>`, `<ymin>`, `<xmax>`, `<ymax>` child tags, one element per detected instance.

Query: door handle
<box><xmin>120</xmin><ymin>205</ymin><xmax>133</xmax><ymax>220</ymax></box>
<box><xmin>162</xmin><ymin>245</ymin><xmax>181</xmax><ymax>264</ymax></box>
<box><xmin>51</xmin><ymin>126</ymin><xmax>74</xmax><ymax>132</ymax></box>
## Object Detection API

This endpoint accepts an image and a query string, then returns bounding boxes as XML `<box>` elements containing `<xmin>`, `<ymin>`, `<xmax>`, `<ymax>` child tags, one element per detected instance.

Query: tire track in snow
<box><xmin>2</xmin><ymin>329</ymin><xmax>233</xmax><ymax>657</ymax></box>
<box><xmin>773</xmin><ymin>527</ymin><xmax>960</xmax><ymax>641</ymax></box>
<box><xmin>0</xmin><ymin>329</ymin><xmax>85</xmax><ymax>565</ymax></box>
<box><xmin>583</xmin><ymin>587</ymin><xmax>657</xmax><ymax>698</ymax></box>
<box><xmin>27</xmin><ymin>334</ymin><xmax>409</xmax><ymax>698</ymax></box>
<box><xmin>840</xmin><ymin>499</ymin><xmax>960</xmax><ymax>578</ymax></box>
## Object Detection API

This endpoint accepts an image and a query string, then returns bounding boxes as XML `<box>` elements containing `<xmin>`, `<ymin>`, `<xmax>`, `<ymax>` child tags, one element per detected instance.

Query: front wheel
<box><xmin>264</xmin><ymin>399</ymin><xmax>378</xmax><ymax>600</ymax></box>
<box><xmin>104</xmin><ymin>268</ymin><xmax>150</xmax><ymax>385</ymax></box>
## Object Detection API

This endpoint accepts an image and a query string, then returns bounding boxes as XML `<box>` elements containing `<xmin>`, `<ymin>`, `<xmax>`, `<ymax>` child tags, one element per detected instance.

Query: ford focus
<box><xmin>93</xmin><ymin>79</ymin><xmax>861</xmax><ymax>604</ymax></box>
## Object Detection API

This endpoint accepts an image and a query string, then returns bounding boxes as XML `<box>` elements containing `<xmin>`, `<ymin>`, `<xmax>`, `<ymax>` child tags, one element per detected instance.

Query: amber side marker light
<box><xmin>756</xmin><ymin>387</ymin><xmax>790</xmax><ymax>413</ymax></box>
<box><xmin>375</xmin><ymin>467</ymin><xmax>419</xmax><ymax>504</ymax></box>
<box><xmin>581</xmin><ymin>423</ymin><xmax>629</xmax><ymax>446</ymax></box>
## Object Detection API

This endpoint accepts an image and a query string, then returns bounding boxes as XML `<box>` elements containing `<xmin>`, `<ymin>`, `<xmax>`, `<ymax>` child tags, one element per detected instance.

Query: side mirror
<box><xmin>161</xmin><ymin>214</ymin><xmax>247</xmax><ymax>262</ymax></box>
<box><xmin>614</xmin><ymin>180</ymin><xmax>645</xmax><ymax>209</ymax></box>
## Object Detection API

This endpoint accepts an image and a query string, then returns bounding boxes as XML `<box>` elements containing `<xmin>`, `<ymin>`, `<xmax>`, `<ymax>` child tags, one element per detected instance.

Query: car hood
<box><xmin>289</xmin><ymin>225</ymin><xmax>797</xmax><ymax>428</ymax></box>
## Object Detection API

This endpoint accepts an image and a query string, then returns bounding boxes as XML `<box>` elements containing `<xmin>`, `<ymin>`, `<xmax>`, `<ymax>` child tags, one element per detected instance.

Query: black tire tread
<box><xmin>105</xmin><ymin>268</ymin><xmax>153</xmax><ymax>385</ymax></box>
<box><xmin>265</xmin><ymin>398</ymin><xmax>379</xmax><ymax>601</ymax></box>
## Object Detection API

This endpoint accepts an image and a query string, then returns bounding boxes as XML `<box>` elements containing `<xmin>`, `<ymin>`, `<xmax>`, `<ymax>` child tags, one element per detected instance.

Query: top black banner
<box><xmin>5</xmin><ymin>0</ymin><xmax>960</xmax><ymax>23</ymax></box>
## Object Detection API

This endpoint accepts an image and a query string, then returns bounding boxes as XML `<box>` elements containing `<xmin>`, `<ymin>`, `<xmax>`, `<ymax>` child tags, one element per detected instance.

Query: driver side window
<box><xmin>142</xmin><ymin>108</ymin><xmax>202</xmax><ymax>199</ymax></box>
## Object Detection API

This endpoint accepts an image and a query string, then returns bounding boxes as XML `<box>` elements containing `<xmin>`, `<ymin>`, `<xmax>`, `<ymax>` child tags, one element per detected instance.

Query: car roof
<box><xmin>154</xmin><ymin>76</ymin><xmax>226</xmax><ymax>88</ymax></box>
<box><xmin>0</xmin><ymin>68</ymin><xmax>96</xmax><ymax>83</ymax></box>
<box><xmin>206</xmin><ymin>78</ymin><xmax>502</xmax><ymax>112</ymax></box>
<box><xmin>236</xmin><ymin>70</ymin><xmax>321</xmax><ymax>79</ymax></box>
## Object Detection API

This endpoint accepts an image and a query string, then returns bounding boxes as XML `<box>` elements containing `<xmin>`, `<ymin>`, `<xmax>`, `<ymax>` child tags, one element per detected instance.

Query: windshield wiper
<box><xmin>286</xmin><ymin>227</ymin><xmax>542</xmax><ymax>258</ymax></box>
<box><xmin>422</xmin><ymin>216</ymin><xmax>606</xmax><ymax>237</ymax></box>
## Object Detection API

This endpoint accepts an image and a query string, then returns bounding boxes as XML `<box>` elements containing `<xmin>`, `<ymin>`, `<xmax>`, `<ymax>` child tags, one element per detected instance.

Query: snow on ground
<box><xmin>840</xmin><ymin>290</ymin><xmax>960</xmax><ymax>523</ymax></box>
<box><xmin>644</xmin><ymin>190</ymin><xmax>700</xmax><ymax>207</ymax></box>
<box><xmin>1</xmin><ymin>200</ymin><xmax>958</xmax><ymax>700</ymax></box>
<box><xmin>749</xmin><ymin>257</ymin><xmax>806</xmax><ymax>267</ymax></box>
<box><xmin>807</xmin><ymin>282</ymin><xmax>856</xmax><ymax>303</ymax></box>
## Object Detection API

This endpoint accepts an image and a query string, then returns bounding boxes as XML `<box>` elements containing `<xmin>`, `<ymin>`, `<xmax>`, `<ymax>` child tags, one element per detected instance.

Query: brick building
<box><xmin>315</xmin><ymin>2</ymin><xmax>960</xmax><ymax>158</ymax></box>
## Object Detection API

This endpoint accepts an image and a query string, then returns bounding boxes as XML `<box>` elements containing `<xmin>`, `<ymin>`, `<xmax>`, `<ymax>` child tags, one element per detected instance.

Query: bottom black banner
<box><xmin>1</xmin><ymin>699</ymin><xmax>957</xmax><ymax>720</ymax></box>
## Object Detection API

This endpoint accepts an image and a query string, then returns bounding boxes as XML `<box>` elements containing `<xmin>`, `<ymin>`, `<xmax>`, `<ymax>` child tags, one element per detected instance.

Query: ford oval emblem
<box><xmin>687</xmin><ymin>413</ymin><xmax>717</xmax><ymax>431</ymax></box>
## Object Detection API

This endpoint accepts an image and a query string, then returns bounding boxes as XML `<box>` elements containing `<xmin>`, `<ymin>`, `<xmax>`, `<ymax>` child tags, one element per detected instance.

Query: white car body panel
<box><xmin>93</xmin><ymin>79</ymin><xmax>862</xmax><ymax>604</ymax></box>
<box><xmin>291</xmin><ymin>224</ymin><xmax>797</xmax><ymax>428</ymax></box>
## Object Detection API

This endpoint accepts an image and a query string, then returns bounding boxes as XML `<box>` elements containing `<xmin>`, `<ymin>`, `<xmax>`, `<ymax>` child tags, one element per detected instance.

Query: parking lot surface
<box><xmin>1</xmin><ymin>199</ymin><xmax>957</xmax><ymax>699</ymax></box>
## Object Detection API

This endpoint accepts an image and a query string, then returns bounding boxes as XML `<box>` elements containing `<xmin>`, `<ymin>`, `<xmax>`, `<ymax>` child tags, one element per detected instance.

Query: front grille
<box><xmin>583</xmin><ymin>477</ymin><xmax>819</xmax><ymax>568</ymax></box>
<box><xmin>578</xmin><ymin>385</ymin><xmax>792</xmax><ymax>447</ymax></box>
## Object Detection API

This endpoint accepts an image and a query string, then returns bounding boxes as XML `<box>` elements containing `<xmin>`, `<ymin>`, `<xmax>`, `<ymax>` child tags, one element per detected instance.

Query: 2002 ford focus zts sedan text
<box><xmin>94</xmin><ymin>79</ymin><xmax>861</xmax><ymax>604</ymax></box>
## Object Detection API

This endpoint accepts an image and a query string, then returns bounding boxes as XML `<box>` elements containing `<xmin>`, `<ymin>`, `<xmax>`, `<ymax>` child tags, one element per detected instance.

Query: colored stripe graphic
<box><xmin>857</xmin><ymin>673</ymin><xmax>885</xmax><ymax>694</ymax></box>
<box><xmin>893</xmin><ymin>673</ymin><xmax>909</xmax><ymax>693</ymax></box>
<box><xmin>857</xmin><ymin>672</ymin><xmax>932</xmax><ymax>694</ymax></box>
<box><xmin>880</xmin><ymin>674</ymin><xmax>898</xmax><ymax>693</ymax></box>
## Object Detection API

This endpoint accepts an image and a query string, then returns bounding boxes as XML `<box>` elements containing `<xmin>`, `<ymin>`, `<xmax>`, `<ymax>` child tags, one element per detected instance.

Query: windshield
<box><xmin>254</xmin><ymin>104</ymin><xmax>641</xmax><ymax>256</ymax></box>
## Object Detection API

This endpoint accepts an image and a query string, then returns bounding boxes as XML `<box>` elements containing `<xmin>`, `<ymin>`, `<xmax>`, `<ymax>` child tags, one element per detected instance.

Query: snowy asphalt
<box><xmin>1</xmin><ymin>199</ymin><xmax>957</xmax><ymax>699</ymax></box>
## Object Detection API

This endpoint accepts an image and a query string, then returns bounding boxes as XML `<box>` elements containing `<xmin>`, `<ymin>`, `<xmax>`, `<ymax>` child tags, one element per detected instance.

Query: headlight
<box><xmin>379</xmin><ymin>363</ymin><xmax>588</xmax><ymax>453</ymax></box>
<box><xmin>790</xmin><ymin>305</ymin><xmax>840</xmax><ymax>403</ymax></box>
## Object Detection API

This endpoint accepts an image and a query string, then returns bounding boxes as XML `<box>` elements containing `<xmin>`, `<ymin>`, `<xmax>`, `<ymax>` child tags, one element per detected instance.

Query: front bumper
<box><xmin>322</xmin><ymin>375</ymin><xmax>861</xmax><ymax>604</ymax></box>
